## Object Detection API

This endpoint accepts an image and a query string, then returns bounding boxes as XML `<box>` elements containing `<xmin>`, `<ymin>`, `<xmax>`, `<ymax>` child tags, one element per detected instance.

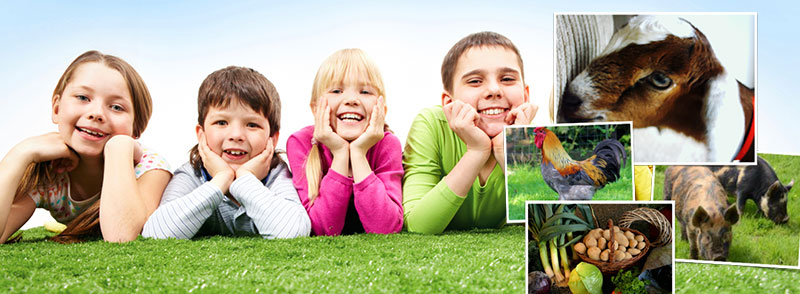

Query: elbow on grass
<box><xmin>405</xmin><ymin>221</ymin><xmax>444</xmax><ymax>235</ymax></box>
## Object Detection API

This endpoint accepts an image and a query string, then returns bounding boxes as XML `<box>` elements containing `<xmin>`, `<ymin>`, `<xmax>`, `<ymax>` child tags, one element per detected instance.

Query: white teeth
<box><xmin>225</xmin><ymin>150</ymin><xmax>247</xmax><ymax>155</ymax></box>
<box><xmin>480</xmin><ymin>108</ymin><xmax>506</xmax><ymax>115</ymax></box>
<box><xmin>338</xmin><ymin>113</ymin><xmax>363</xmax><ymax>121</ymax></box>
<box><xmin>77</xmin><ymin>127</ymin><xmax>104</xmax><ymax>137</ymax></box>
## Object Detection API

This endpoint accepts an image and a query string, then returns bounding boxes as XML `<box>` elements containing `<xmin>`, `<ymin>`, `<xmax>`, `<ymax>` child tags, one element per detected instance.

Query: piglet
<box><xmin>664</xmin><ymin>166</ymin><xmax>739</xmax><ymax>261</ymax></box>
<box><xmin>709</xmin><ymin>156</ymin><xmax>794</xmax><ymax>224</ymax></box>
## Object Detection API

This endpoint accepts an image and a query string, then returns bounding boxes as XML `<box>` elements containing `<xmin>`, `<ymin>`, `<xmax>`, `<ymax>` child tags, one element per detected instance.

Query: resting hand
<box><xmin>236</xmin><ymin>138</ymin><xmax>274</xmax><ymax>181</ymax></box>
<box><xmin>20</xmin><ymin>132</ymin><xmax>79</xmax><ymax>173</ymax></box>
<box><xmin>313</xmin><ymin>96</ymin><xmax>349</xmax><ymax>155</ymax></box>
<box><xmin>197</xmin><ymin>130</ymin><xmax>234</xmax><ymax>178</ymax></box>
<box><xmin>504</xmin><ymin>102</ymin><xmax>537</xmax><ymax>126</ymax></box>
<box><xmin>443</xmin><ymin>100</ymin><xmax>491</xmax><ymax>153</ymax></box>
<box><xmin>350</xmin><ymin>96</ymin><xmax>385</xmax><ymax>155</ymax></box>
<box><xmin>491</xmin><ymin>133</ymin><xmax>506</xmax><ymax>172</ymax></box>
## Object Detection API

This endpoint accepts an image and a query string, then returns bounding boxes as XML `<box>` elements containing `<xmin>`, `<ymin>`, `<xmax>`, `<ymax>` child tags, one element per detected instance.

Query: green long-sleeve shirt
<box><xmin>402</xmin><ymin>106</ymin><xmax>506</xmax><ymax>234</ymax></box>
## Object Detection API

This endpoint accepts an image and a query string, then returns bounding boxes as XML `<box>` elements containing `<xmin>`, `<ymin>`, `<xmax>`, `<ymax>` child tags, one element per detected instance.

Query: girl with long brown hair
<box><xmin>0</xmin><ymin>50</ymin><xmax>171</xmax><ymax>243</ymax></box>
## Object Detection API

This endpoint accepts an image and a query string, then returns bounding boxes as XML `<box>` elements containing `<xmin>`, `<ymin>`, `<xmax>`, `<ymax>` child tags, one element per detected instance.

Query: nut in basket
<box><xmin>572</xmin><ymin>219</ymin><xmax>650</xmax><ymax>274</ymax></box>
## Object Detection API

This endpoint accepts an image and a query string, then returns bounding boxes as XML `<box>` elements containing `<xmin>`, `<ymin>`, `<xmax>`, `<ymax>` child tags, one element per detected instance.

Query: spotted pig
<box><xmin>664</xmin><ymin>166</ymin><xmax>739</xmax><ymax>261</ymax></box>
<box><xmin>709</xmin><ymin>156</ymin><xmax>794</xmax><ymax>224</ymax></box>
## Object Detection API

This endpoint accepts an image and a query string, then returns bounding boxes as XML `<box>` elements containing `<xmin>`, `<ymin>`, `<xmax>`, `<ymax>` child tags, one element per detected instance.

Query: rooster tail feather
<box><xmin>592</xmin><ymin>139</ymin><xmax>627</xmax><ymax>184</ymax></box>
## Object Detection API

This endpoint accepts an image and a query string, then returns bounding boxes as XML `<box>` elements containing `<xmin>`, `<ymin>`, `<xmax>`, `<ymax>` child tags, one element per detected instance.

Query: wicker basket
<box><xmin>619</xmin><ymin>207</ymin><xmax>672</xmax><ymax>247</ymax></box>
<box><xmin>575</xmin><ymin>219</ymin><xmax>650</xmax><ymax>275</ymax></box>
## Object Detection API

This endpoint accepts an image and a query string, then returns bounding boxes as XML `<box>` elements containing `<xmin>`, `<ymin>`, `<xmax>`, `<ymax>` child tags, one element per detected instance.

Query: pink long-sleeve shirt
<box><xmin>286</xmin><ymin>126</ymin><xmax>404</xmax><ymax>236</ymax></box>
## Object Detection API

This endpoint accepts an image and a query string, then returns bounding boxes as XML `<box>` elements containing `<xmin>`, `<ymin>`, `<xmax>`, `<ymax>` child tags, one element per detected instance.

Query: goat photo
<box><xmin>555</xmin><ymin>14</ymin><xmax>755</xmax><ymax>164</ymax></box>
<box><xmin>505</xmin><ymin>123</ymin><xmax>633</xmax><ymax>222</ymax></box>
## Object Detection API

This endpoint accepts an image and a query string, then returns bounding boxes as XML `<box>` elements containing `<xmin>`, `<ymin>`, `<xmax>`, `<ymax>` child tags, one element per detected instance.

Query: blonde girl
<box><xmin>0</xmin><ymin>50</ymin><xmax>171</xmax><ymax>243</ymax></box>
<box><xmin>286</xmin><ymin>48</ymin><xmax>403</xmax><ymax>236</ymax></box>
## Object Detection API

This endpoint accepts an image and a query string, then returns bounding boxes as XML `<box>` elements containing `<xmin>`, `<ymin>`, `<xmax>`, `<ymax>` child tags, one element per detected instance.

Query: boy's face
<box><xmin>318</xmin><ymin>71</ymin><xmax>379</xmax><ymax>141</ymax></box>
<box><xmin>442</xmin><ymin>46</ymin><xmax>529</xmax><ymax>138</ymax></box>
<box><xmin>52</xmin><ymin>62</ymin><xmax>135</xmax><ymax>157</ymax></box>
<box><xmin>198</xmin><ymin>101</ymin><xmax>277</xmax><ymax>171</ymax></box>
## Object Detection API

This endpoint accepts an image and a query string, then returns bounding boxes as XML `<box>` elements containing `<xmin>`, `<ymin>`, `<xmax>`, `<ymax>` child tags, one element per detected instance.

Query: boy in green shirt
<box><xmin>403</xmin><ymin>31</ymin><xmax>538</xmax><ymax>234</ymax></box>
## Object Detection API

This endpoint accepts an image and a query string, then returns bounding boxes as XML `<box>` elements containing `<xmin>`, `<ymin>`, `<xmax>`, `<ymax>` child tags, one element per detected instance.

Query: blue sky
<box><xmin>0</xmin><ymin>0</ymin><xmax>797</xmax><ymax>170</ymax></box>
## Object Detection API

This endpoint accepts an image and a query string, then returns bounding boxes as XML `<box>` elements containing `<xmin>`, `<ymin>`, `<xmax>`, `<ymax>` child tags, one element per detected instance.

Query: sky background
<box><xmin>0</xmin><ymin>1</ymin><xmax>796</xmax><ymax>228</ymax></box>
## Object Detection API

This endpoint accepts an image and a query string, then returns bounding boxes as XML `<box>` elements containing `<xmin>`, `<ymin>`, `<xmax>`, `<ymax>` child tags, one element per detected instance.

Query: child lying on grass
<box><xmin>142</xmin><ymin>66</ymin><xmax>310</xmax><ymax>239</ymax></box>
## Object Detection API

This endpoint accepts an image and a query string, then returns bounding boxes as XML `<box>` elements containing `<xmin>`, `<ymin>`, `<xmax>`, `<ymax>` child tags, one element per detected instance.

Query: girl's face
<box><xmin>199</xmin><ymin>101</ymin><xmax>277</xmax><ymax>171</ymax></box>
<box><xmin>52</xmin><ymin>62</ymin><xmax>135</xmax><ymax>157</ymax></box>
<box><xmin>320</xmin><ymin>71</ymin><xmax>379</xmax><ymax>141</ymax></box>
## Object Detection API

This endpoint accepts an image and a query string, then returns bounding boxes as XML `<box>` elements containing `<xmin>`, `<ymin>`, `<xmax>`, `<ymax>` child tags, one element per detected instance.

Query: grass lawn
<box><xmin>0</xmin><ymin>226</ymin><xmax>525</xmax><ymax>293</ymax></box>
<box><xmin>506</xmin><ymin>158</ymin><xmax>633</xmax><ymax>221</ymax></box>
<box><xmin>676</xmin><ymin>262</ymin><xmax>800</xmax><ymax>293</ymax></box>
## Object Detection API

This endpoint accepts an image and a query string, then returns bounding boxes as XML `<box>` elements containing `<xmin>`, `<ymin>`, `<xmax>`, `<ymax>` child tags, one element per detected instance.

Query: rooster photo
<box><xmin>506</xmin><ymin>123</ymin><xmax>633</xmax><ymax>221</ymax></box>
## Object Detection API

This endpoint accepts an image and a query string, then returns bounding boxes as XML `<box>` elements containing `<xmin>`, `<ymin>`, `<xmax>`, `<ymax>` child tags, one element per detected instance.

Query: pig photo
<box><xmin>654</xmin><ymin>153</ymin><xmax>800</xmax><ymax>267</ymax></box>
<box><xmin>664</xmin><ymin>166</ymin><xmax>738</xmax><ymax>261</ymax></box>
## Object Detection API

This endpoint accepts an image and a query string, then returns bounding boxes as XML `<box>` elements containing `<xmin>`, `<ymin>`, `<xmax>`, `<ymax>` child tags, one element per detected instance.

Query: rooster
<box><xmin>533</xmin><ymin>127</ymin><xmax>627</xmax><ymax>200</ymax></box>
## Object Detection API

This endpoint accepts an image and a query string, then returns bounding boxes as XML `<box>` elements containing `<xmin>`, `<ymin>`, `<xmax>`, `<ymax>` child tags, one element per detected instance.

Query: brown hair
<box><xmin>440</xmin><ymin>31</ymin><xmax>524</xmax><ymax>93</ymax></box>
<box><xmin>13</xmin><ymin>50</ymin><xmax>153</xmax><ymax>244</ymax></box>
<box><xmin>189</xmin><ymin>66</ymin><xmax>284</xmax><ymax>176</ymax></box>
<box><xmin>305</xmin><ymin>49</ymin><xmax>387</xmax><ymax>204</ymax></box>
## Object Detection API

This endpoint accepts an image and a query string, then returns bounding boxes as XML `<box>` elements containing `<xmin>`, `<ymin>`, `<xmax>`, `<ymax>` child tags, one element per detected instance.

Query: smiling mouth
<box><xmin>76</xmin><ymin>127</ymin><xmax>107</xmax><ymax>138</ymax></box>
<box><xmin>223</xmin><ymin>150</ymin><xmax>248</xmax><ymax>157</ymax></box>
<box><xmin>337</xmin><ymin>113</ymin><xmax>364</xmax><ymax>122</ymax></box>
<box><xmin>479</xmin><ymin>108</ymin><xmax>508</xmax><ymax>116</ymax></box>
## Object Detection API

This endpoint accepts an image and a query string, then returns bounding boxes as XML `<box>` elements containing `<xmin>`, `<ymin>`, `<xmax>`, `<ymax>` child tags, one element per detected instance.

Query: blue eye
<box><xmin>111</xmin><ymin>104</ymin><xmax>125</xmax><ymax>112</ymax></box>
<box><xmin>214</xmin><ymin>120</ymin><xmax>227</xmax><ymax>126</ymax></box>
<box><xmin>76</xmin><ymin>95</ymin><xmax>89</xmax><ymax>101</ymax></box>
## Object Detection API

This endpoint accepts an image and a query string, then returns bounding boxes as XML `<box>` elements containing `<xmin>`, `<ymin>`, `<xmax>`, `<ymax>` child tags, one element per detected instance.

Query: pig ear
<box><xmin>786</xmin><ymin>179</ymin><xmax>794</xmax><ymax>192</ymax></box>
<box><xmin>724</xmin><ymin>205</ymin><xmax>740</xmax><ymax>225</ymax></box>
<box><xmin>691</xmin><ymin>206</ymin><xmax>710</xmax><ymax>227</ymax></box>
<box><xmin>767</xmin><ymin>181</ymin><xmax>782</xmax><ymax>199</ymax></box>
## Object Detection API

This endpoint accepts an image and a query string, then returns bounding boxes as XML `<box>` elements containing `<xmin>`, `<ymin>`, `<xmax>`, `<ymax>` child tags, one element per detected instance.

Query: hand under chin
<box><xmin>481</xmin><ymin>122</ymin><xmax>506</xmax><ymax>138</ymax></box>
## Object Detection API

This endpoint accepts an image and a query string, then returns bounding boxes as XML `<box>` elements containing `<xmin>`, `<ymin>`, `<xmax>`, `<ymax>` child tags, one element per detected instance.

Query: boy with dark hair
<box><xmin>143</xmin><ymin>66</ymin><xmax>311</xmax><ymax>239</ymax></box>
<box><xmin>403</xmin><ymin>31</ymin><xmax>537</xmax><ymax>234</ymax></box>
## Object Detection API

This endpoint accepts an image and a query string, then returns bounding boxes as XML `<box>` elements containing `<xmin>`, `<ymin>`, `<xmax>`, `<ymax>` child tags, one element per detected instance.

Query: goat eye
<box><xmin>648</xmin><ymin>72</ymin><xmax>673</xmax><ymax>89</ymax></box>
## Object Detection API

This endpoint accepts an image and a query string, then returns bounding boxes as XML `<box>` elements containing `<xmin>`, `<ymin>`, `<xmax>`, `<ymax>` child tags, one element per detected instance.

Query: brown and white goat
<box><xmin>559</xmin><ymin>16</ymin><xmax>754</xmax><ymax>163</ymax></box>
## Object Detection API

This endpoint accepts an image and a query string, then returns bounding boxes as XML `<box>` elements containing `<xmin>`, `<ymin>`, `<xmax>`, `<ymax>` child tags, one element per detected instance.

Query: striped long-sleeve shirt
<box><xmin>142</xmin><ymin>162</ymin><xmax>311</xmax><ymax>239</ymax></box>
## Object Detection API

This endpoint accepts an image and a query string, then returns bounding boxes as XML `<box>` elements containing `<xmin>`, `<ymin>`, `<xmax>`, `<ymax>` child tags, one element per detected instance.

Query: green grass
<box><xmin>506</xmin><ymin>157</ymin><xmax>633</xmax><ymax>221</ymax></box>
<box><xmin>654</xmin><ymin>153</ymin><xmax>800</xmax><ymax>267</ymax></box>
<box><xmin>0</xmin><ymin>226</ymin><xmax>525</xmax><ymax>293</ymax></box>
<box><xmin>676</xmin><ymin>263</ymin><xmax>800</xmax><ymax>293</ymax></box>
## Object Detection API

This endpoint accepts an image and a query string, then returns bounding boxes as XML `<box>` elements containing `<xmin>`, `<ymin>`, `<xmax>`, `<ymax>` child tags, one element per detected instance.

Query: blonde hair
<box><xmin>305</xmin><ymin>49</ymin><xmax>386</xmax><ymax>204</ymax></box>
<box><xmin>13</xmin><ymin>50</ymin><xmax>152</xmax><ymax>244</ymax></box>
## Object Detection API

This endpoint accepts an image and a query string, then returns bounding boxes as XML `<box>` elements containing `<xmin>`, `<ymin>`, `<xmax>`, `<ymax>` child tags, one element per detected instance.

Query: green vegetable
<box><xmin>528</xmin><ymin>204</ymin><xmax>594</xmax><ymax>286</ymax></box>
<box><xmin>611</xmin><ymin>269</ymin><xmax>649</xmax><ymax>294</ymax></box>
<box><xmin>568</xmin><ymin>262</ymin><xmax>603</xmax><ymax>294</ymax></box>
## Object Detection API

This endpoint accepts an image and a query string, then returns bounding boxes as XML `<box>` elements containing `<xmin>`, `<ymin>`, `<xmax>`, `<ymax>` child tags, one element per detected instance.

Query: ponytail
<box><xmin>304</xmin><ymin>142</ymin><xmax>323</xmax><ymax>205</ymax></box>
